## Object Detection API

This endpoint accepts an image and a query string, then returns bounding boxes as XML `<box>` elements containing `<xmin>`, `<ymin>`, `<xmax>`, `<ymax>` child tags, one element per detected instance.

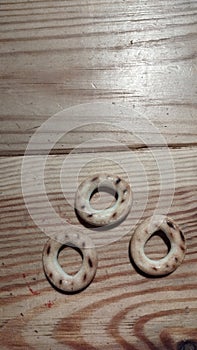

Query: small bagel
<box><xmin>42</xmin><ymin>233</ymin><xmax>98</xmax><ymax>293</ymax></box>
<box><xmin>75</xmin><ymin>174</ymin><xmax>132</xmax><ymax>227</ymax></box>
<box><xmin>129</xmin><ymin>215</ymin><xmax>186</xmax><ymax>276</ymax></box>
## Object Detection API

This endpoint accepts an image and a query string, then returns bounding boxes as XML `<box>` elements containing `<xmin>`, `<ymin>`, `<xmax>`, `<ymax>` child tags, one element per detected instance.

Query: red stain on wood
<box><xmin>22</xmin><ymin>273</ymin><xmax>40</xmax><ymax>296</ymax></box>
<box><xmin>45</xmin><ymin>300</ymin><xmax>54</xmax><ymax>308</ymax></box>
<box><xmin>28</xmin><ymin>286</ymin><xmax>40</xmax><ymax>296</ymax></box>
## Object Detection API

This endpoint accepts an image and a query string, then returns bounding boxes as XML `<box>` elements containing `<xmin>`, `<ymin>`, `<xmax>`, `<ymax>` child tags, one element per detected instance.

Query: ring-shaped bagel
<box><xmin>42</xmin><ymin>233</ymin><xmax>98</xmax><ymax>293</ymax></box>
<box><xmin>129</xmin><ymin>215</ymin><xmax>186</xmax><ymax>276</ymax></box>
<box><xmin>75</xmin><ymin>174</ymin><xmax>132</xmax><ymax>227</ymax></box>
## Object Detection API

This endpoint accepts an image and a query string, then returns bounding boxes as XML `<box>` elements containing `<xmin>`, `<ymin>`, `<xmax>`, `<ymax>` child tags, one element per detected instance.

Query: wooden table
<box><xmin>0</xmin><ymin>1</ymin><xmax>196</xmax><ymax>349</ymax></box>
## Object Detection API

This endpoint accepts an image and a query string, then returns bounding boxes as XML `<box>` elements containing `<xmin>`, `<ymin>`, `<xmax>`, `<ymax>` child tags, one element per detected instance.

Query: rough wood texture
<box><xmin>0</xmin><ymin>0</ymin><xmax>197</xmax><ymax>155</ymax></box>
<box><xmin>0</xmin><ymin>148</ymin><xmax>197</xmax><ymax>349</ymax></box>
<box><xmin>0</xmin><ymin>0</ymin><xmax>197</xmax><ymax>349</ymax></box>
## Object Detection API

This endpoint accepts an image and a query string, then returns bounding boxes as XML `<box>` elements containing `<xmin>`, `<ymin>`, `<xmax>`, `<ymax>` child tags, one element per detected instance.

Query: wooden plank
<box><xmin>0</xmin><ymin>0</ymin><xmax>196</xmax><ymax>155</ymax></box>
<box><xmin>0</xmin><ymin>148</ymin><xmax>196</xmax><ymax>349</ymax></box>
<box><xmin>0</xmin><ymin>105</ymin><xmax>197</xmax><ymax>156</ymax></box>
<box><xmin>0</xmin><ymin>0</ymin><xmax>196</xmax><ymax>349</ymax></box>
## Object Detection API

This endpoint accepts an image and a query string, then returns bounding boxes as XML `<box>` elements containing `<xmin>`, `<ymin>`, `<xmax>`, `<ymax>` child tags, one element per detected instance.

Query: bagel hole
<box><xmin>144</xmin><ymin>230</ymin><xmax>171</xmax><ymax>260</ymax></box>
<box><xmin>90</xmin><ymin>185</ymin><xmax>118</xmax><ymax>210</ymax></box>
<box><xmin>58</xmin><ymin>245</ymin><xmax>83</xmax><ymax>276</ymax></box>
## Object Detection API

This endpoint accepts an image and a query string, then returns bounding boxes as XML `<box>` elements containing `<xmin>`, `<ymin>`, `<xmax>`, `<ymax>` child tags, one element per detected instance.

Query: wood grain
<box><xmin>0</xmin><ymin>0</ymin><xmax>197</xmax><ymax>349</ymax></box>
<box><xmin>0</xmin><ymin>0</ymin><xmax>196</xmax><ymax>155</ymax></box>
<box><xmin>0</xmin><ymin>148</ymin><xmax>197</xmax><ymax>349</ymax></box>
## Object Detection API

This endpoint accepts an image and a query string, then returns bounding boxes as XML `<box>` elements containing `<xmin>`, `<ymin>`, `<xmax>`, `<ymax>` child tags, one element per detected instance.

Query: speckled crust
<box><xmin>42</xmin><ymin>233</ymin><xmax>98</xmax><ymax>293</ymax></box>
<box><xmin>129</xmin><ymin>215</ymin><xmax>186</xmax><ymax>276</ymax></box>
<box><xmin>75</xmin><ymin>174</ymin><xmax>132</xmax><ymax>227</ymax></box>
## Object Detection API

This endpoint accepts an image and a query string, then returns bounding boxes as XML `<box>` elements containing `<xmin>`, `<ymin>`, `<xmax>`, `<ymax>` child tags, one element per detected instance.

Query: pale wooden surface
<box><xmin>0</xmin><ymin>0</ymin><xmax>197</xmax><ymax>349</ymax></box>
